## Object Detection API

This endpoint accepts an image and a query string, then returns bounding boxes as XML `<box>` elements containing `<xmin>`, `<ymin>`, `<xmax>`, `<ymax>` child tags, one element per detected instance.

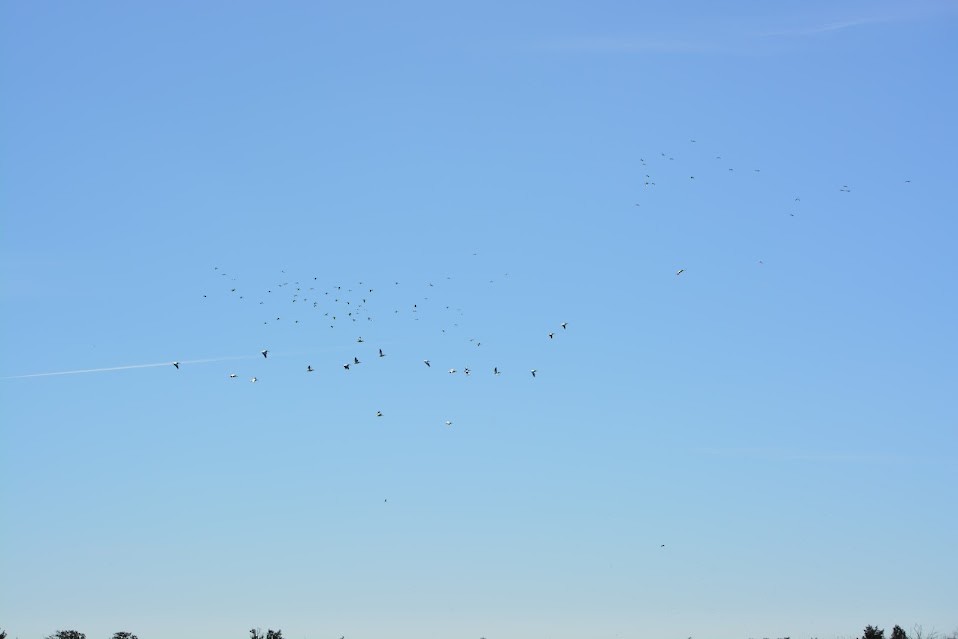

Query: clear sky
<box><xmin>1</xmin><ymin>2</ymin><xmax>956</xmax><ymax>638</ymax></box>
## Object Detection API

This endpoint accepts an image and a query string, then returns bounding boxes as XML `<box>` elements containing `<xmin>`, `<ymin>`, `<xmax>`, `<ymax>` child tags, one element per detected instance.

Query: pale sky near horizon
<box><xmin>2</xmin><ymin>2</ymin><xmax>957</xmax><ymax>638</ymax></box>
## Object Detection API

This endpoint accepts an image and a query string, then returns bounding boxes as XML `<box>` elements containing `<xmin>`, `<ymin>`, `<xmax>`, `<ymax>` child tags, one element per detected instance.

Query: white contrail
<box><xmin>1</xmin><ymin>355</ymin><xmax>256</xmax><ymax>380</ymax></box>
<box><xmin>1</xmin><ymin>340</ymin><xmax>400</xmax><ymax>380</ymax></box>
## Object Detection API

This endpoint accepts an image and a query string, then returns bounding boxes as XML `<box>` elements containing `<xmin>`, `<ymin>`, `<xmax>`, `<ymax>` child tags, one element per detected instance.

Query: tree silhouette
<box><xmin>46</xmin><ymin>632</ymin><xmax>86</xmax><ymax>639</ymax></box>
<box><xmin>1</xmin><ymin>628</ymin><xmax>7</xmax><ymax>639</ymax></box>
<box><xmin>892</xmin><ymin>626</ymin><xmax>909</xmax><ymax>639</ymax></box>
<box><xmin>112</xmin><ymin>633</ymin><xmax>139</xmax><ymax>639</ymax></box>
<box><xmin>250</xmin><ymin>629</ymin><xmax>283</xmax><ymax>639</ymax></box>
<box><xmin>863</xmin><ymin>626</ymin><xmax>886</xmax><ymax>639</ymax></box>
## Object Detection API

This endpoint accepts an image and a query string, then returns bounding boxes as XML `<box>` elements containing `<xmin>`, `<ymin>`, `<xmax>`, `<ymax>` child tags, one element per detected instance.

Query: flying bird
<box><xmin>172</xmin><ymin>362</ymin><xmax>179</xmax><ymax>369</ymax></box>
<box><xmin>250</xmin><ymin>377</ymin><xmax>258</xmax><ymax>383</ymax></box>
<box><xmin>444</xmin><ymin>420</ymin><xmax>452</xmax><ymax>427</ymax></box>
<box><xmin>676</xmin><ymin>269</ymin><xmax>685</xmax><ymax>276</ymax></box>
<box><xmin>379</xmin><ymin>349</ymin><xmax>385</xmax><ymax>358</ymax></box>
<box><xmin>343</xmin><ymin>364</ymin><xmax>350</xmax><ymax>370</ymax></box>
<box><xmin>307</xmin><ymin>365</ymin><xmax>314</xmax><ymax>372</ymax></box>
<box><xmin>448</xmin><ymin>368</ymin><xmax>457</xmax><ymax>374</ymax></box>
<box><xmin>531</xmin><ymin>369</ymin><xmax>537</xmax><ymax>378</ymax></box>
<box><xmin>548</xmin><ymin>332</ymin><xmax>554</xmax><ymax>339</ymax></box>
<box><xmin>354</xmin><ymin>357</ymin><xmax>361</xmax><ymax>365</ymax></box>
<box><xmin>261</xmin><ymin>350</ymin><xmax>269</xmax><ymax>358</ymax></box>
<box><xmin>494</xmin><ymin>367</ymin><xmax>501</xmax><ymax>375</ymax></box>
<box><xmin>423</xmin><ymin>360</ymin><xmax>431</xmax><ymax>367</ymax></box>
<box><xmin>229</xmin><ymin>373</ymin><xmax>237</xmax><ymax>378</ymax></box>
<box><xmin>561</xmin><ymin>322</ymin><xmax>568</xmax><ymax>329</ymax></box>
<box><xmin>376</xmin><ymin>411</ymin><xmax>383</xmax><ymax>417</ymax></box>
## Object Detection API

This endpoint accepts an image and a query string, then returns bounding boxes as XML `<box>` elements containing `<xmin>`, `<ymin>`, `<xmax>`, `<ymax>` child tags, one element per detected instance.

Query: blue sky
<box><xmin>1</xmin><ymin>2</ymin><xmax>956</xmax><ymax>638</ymax></box>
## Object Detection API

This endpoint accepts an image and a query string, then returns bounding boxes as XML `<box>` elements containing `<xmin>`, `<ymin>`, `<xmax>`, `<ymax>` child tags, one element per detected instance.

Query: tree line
<box><xmin>0</xmin><ymin>630</ymin><xmax>284</xmax><ymax>639</ymax></box>
<box><xmin>1</xmin><ymin>625</ymin><xmax>956</xmax><ymax>638</ymax></box>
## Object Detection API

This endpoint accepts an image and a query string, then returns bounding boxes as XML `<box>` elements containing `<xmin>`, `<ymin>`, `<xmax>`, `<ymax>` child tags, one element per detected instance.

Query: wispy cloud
<box><xmin>760</xmin><ymin>2</ymin><xmax>958</xmax><ymax>38</ymax></box>
<box><xmin>537</xmin><ymin>2</ymin><xmax>957</xmax><ymax>56</ymax></box>
<box><xmin>761</xmin><ymin>14</ymin><xmax>898</xmax><ymax>38</ymax></box>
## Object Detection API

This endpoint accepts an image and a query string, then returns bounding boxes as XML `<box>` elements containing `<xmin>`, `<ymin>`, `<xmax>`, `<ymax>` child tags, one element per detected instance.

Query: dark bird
<box><xmin>376</xmin><ymin>411</ymin><xmax>383</xmax><ymax>417</ymax></box>
<box><xmin>423</xmin><ymin>360</ymin><xmax>431</xmax><ymax>367</ymax></box>
<box><xmin>354</xmin><ymin>357</ymin><xmax>361</xmax><ymax>365</ymax></box>
<box><xmin>494</xmin><ymin>367</ymin><xmax>501</xmax><ymax>375</ymax></box>
<box><xmin>250</xmin><ymin>377</ymin><xmax>258</xmax><ymax>383</ymax></box>
<box><xmin>548</xmin><ymin>332</ymin><xmax>554</xmax><ymax>339</ymax></box>
<box><xmin>307</xmin><ymin>365</ymin><xmax>314</xmax><ymax>372</ymax></box>
<box><xmin>357</xmin><ymin>336</ymin><xmax>364</xmax><ymax>343</ymax></box>
<box><xmin>561</xmin><ymin>322</ymin><xmax>568</xmax><ymax>329</ymax></box>
<box><xmin>676</xmin><ymin>269</ymin><xmax>685</xmax><ymax>276</ymax></box>
<box><xmin>343</xmin><ymin>363</ymin><xmax>350</xmax><ymax>370</ymax></box>
<box><xmin>379</xmin><ymin>349</ymin><xmax>385</xmax><ymax>358</ymax></box>
<box><xmin>261</xmin><ymin>350</ymin><xmax>269</xmax><ymax>358</ymax></box>
<box><xmin>229</xmin><ymin>373</ymin><xmax>237</xmax><ymax>378</ymax></box>
<box><xmin>172</xmin><ymin>362</ymin><xmax>179</xmax><ymax>369</ymax></box>
<box><xmin>531</xmin><ymin>369</ymin><xmax>537</xmax><ymax>378</ymax></box>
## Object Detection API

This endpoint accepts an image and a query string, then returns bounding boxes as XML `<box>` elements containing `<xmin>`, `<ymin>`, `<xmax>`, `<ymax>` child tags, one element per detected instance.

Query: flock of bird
<box><xmin>173</xmin><ymin>137</ymin><xmax>908</xmax><ymax>430</ymax></box>
<box><xmin>180</xmin><ymin>261</ymin><xmax>577</xmax><ymax>427</ymax></box>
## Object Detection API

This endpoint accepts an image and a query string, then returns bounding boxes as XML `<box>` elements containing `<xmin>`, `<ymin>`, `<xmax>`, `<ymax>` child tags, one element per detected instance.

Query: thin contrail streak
<box><xmin>1</xmin><ymin>355</ymin><xmax>256</xmax><ymax>380</ymax></box>
<box><xmin>0</xmin><ymin>342</ymin><xmax>398</xmax><ymax>380</ymax></box>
